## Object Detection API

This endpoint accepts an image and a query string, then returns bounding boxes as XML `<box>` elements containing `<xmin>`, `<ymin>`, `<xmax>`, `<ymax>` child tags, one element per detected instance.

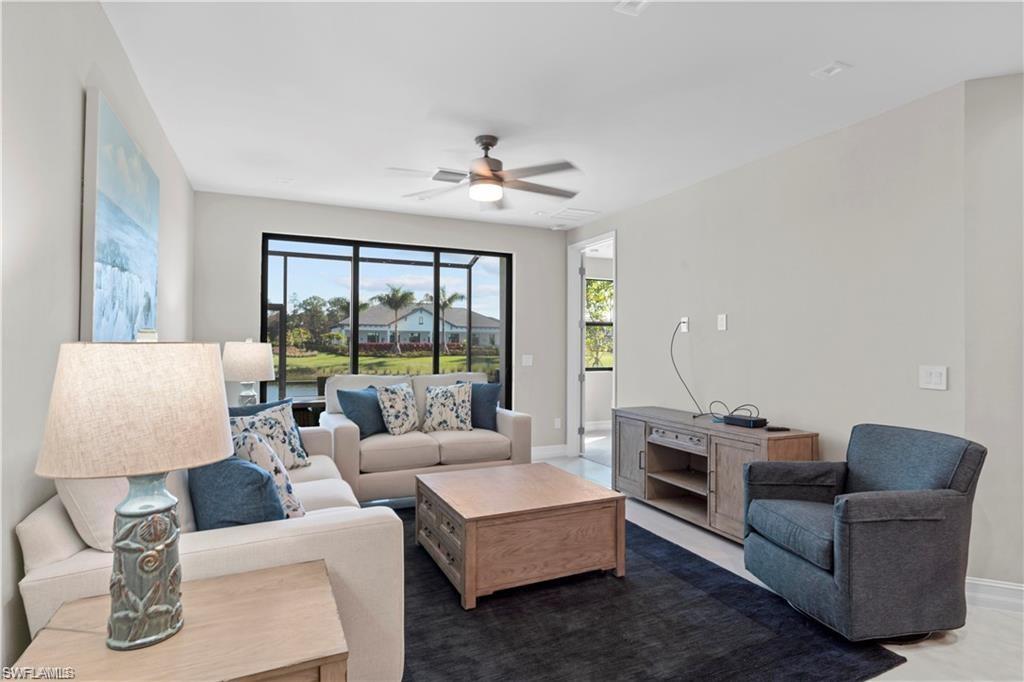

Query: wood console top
<box><xmin>614</xmin><ymin>406</ymin><xmax>816</xmax><ymax>440</ymax></box>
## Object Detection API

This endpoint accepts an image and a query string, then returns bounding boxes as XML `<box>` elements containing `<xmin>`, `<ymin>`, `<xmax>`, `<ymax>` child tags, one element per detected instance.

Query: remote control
<box><xmin>765</xmin><ymin>426</ymin><xmax>791</xmax><ymax>432</ymax></box>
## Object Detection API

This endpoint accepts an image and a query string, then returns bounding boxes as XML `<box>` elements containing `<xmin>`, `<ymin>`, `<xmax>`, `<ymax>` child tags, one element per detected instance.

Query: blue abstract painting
<box><xmin>86</xmin><ymin>92</ymin><xmax>159</xmax><ymax>341</ymax></box>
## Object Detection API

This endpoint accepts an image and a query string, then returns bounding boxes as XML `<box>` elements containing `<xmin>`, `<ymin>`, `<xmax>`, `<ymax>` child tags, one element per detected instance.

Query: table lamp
<box><xmin>222</xmin><ymin>339</ymin><xmax>275</xmax><ymax>406</ymax></box>
<box><xmin>36</xmin><ymin>343</ymin><xmax>232</xmax><ymax>651</ymax></box>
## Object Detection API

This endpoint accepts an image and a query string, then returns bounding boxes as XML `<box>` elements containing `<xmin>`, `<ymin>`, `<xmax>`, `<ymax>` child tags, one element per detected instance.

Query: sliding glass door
<box><xmin>260</xmin><ymin>234</ymin><xmax>512</xmax><ymax>406</ymax></box>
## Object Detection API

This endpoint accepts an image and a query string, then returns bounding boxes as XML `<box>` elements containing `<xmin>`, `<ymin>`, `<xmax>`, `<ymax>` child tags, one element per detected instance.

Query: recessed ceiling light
<box><xmin>613</xmin><ymin>0</ymin><xmax>649</xmax><ymax>17</ymax></box>
<box><xmin>275</xmin><ymin>177</ymin><xmax>295</xmax><ymax>185</ymax></box>
<box><xmin>810</xmin><ymin>61</ymin><xmax>852</xmax><ymax>80</ymax></box>
<box><xmin>533</xmin><ymin>211</ymin><xmax>546</xmax><ymax>217</ymax></box>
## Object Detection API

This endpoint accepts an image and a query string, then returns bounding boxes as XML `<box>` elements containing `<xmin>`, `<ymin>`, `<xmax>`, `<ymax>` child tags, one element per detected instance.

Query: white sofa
<box><xmin>15</xmin><ymin>427</ymin><xmax>404</xmax><ymax>682</ymax></box>
<box><xmin>320</xmin><ymin>372</ymin><xmax>532</xmax><ymax>502</ymax></box>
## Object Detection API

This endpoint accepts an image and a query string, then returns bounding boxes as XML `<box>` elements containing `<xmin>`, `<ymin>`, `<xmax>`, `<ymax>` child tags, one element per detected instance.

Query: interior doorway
<box><xmin>566</xmin><ymin>232</ymin><xmax>615</xmax><ymax>464</ymax></box>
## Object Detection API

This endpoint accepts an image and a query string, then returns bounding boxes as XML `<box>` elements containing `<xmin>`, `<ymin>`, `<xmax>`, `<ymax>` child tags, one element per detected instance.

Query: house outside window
<box><xmin>261</xmin><ymin>235</ymin><xmax>512</xmax><ymax>406</ymax></box>
<box><xmin>585</xmin><ymin>278</ymin><xmax>614</xmax><ymax>370</ymax></box>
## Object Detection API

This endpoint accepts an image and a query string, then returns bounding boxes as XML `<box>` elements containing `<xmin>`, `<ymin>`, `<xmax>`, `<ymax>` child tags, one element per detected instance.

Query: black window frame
<box><xmin>584</xmin><ymin>276</ymin><xmax>614</xmax><ymax>372</ymax></box>
<box><xmin>260</xmin><ymin>232</ymin><xmax>513</xmax><ymax>407</ymax></box>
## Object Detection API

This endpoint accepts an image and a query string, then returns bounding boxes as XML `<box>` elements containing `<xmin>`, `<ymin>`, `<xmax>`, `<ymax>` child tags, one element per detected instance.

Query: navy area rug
<box><xmin>400</xmin><ymin>508</ymin><xmax>906</xmax><ymax>681</ymax></box>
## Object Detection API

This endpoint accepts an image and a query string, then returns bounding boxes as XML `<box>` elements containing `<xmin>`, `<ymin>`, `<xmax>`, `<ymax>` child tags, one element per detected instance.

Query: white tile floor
<box><xmin>543</xmin><ymin>454</ymin><xmax>1024</xmax><ymax>682</ymax></box>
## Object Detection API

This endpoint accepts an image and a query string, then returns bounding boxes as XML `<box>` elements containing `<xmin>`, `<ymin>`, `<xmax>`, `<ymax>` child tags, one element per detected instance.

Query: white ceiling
<box><xmin>103</xmin><ymin>2</ymin><xmax>1022</xmax><ymax>230</ymax></box>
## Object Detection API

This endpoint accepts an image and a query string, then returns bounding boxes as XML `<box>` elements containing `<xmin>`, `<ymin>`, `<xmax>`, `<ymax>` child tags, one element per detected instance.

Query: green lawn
<box><xmin>280</xmin><ymin>352</ymin><xmax>499</xmax><ymax>380</ymax></box>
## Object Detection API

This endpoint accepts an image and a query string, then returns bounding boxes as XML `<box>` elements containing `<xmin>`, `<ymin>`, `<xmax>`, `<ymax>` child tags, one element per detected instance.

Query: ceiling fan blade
<box><xmin>498</xmin><ymin>160</ymin><xmax>576</xmax><ymax>181</ymax></box>
<box><xmin>401</xmin><ymin>181</ymin><xmax>465</xmax><ymax>200</ymax></box>
<box><xmin>504</xmin><ymin>179</ymin><xmax>577</xmax><ymax>199</ymax></box>
<box><xmin>386</xmin><ymin>167</ymin><xmax>433</xmax><ymax>177</ymax></box>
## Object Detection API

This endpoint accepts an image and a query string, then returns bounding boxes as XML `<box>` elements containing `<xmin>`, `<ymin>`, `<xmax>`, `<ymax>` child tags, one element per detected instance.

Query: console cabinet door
<box><xmin>708</xmin><ymin>437</ymin><xmax>760</xmax><ymax>540</ymax></box>
<box><xmin>614</xmin><ymin>417</ymin><xmax>646</xmax><ymax>498</ymax></box>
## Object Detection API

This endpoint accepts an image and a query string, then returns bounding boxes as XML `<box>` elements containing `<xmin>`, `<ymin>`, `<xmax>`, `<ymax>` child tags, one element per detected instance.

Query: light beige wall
<box><xmin>569</xmin><ymin>81</ymin><xmax>1023</xmax><ymax>583</ymax></box>
<box><xmin>192</xmin><ymin>192</ymin><xmax>566</xmax><ymax>446</ymax></box>
<box><xmin>963</xmin><ymin>74</ymin><xmax>1023</xmax><ymax>583</ymax></box>
<box><xmin>1</xmin><ymin>2</ymin><xmax>196</xmax><ymax>662</ymax></box>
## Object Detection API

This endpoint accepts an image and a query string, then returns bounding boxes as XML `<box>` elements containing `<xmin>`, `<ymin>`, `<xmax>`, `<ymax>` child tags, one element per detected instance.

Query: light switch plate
<box><xmin>717</xmin><ymin>313</ymin><xmax>728</xmax><ymax>331</ymax></box>
<box><xmin>522</xmin><ymin>354</ymin><xmax>534</xmax><ymax>367</ymax></box>
<box><xmin>918</xmin><ymin>365</ymin><xmax>948</xmax><ymax>391</ymax></box>
<box><xmin>554</xmin><ymin>417</ymin><xmax>562</xmax><ymax>429</ymax></box>
<box><xmin>679</xmin><ymin>316</ymin><xmax>689</xmax><ymax>333</ymax></box>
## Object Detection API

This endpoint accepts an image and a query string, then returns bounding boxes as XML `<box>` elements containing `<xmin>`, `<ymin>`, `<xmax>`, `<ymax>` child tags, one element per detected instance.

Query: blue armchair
<box><xmin>743</xmin><ymin>424</ymin><xmax>987</xmax><ymax>641</ymax></box>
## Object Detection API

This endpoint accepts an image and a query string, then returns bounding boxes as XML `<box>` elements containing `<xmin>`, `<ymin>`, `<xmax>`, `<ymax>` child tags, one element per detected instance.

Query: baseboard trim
<box><xmin>532</xmin><ymin>444</ymin><xmax>575</xmax><ymax>460</ymax></box>
<box><xmin>966</xmin><ymin>577</ymin><xmax>1023</xmax><ymax>612</ymax></box>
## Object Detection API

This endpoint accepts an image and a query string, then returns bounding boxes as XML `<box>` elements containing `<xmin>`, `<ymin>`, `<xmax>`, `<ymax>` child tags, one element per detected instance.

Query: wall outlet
<box><xmin>554</xmin><ymin>417</ymin><xmax>562</xmax><ymax>429</ymax></box>
<box><xmin>679</xmin><ymin>316</ymin><xmax>689</xmax><ymax>333</ymax></box>
<box><xmin>522</xmin><ymin>354</ymin><xmax>534</xmax><ymax>367</ymax></box>
<box><xmin>717</xmin><ymin>313</ymin><xmax>728</xmax><ymax>331</ymax></box>
<box><xmin>918</xmin><ymin>365</ymin><xmax>948</xmax><ymax>391</ymax></box>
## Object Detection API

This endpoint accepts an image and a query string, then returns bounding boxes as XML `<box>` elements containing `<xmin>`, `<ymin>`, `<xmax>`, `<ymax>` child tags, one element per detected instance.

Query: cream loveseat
<box><xmin>320</xmin><ymin>372</ymin><xmax>532</xmax><ymax>502</ymax></box>
<box><xmin>15</xmin><ymin>427</ymin><xmax>404</xmax><ymax>682</ymax></box>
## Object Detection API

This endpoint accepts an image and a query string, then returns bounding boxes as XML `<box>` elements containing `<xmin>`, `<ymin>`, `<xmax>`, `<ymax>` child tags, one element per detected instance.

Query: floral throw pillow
<box><xmin>229</xmin><ymin>402</ymin><xmax>310</xmax><ymax>469</ymax></box>
<box><xmin>376</xmin><ymin>383</ymin><xmax>419</xmax><ymax>435</ymax></box>
<box><xmin>232</xmin><ymin>431</ymin><xmax>305</xmax><ymax>519</ymax></box>
<box><xmin>422</xmin><ymin>383</ymin><xmax>473</xmax><ymax>433</ymax></box>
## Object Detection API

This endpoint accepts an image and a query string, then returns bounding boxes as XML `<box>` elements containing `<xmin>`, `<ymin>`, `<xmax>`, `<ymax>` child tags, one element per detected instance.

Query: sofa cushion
<box><xmin>458</xmin><ymin>381</ymin><xmax>502</xmax><ymax>431</ymax></box>
<box><xmin>325</xmin><ymin>374</ymin><xmax>410</xmax><ymax>414</ymax></box>
<box><xmin>360</xmin><ymin>432</ymin><xmax>440</xmax><ymax>473</ymax></box>
<box><xmin>56</xmin><ymin>469</ymin><xmax>195</xmax><ymax>552</ymax></box>
<box><xmin>188</xmin><ymin>457</ymin><xmax>285</xmax><ymax>531</ymax></box>
<box><xmin>292</xmin><ymin>478</ymin><xmax>360</xmax><ymax>511</ymax></box>
<box><xmin>377</xmin><ymin>383</ymin><xmax>419</xmax><ymax>435</ymax></box>
<box><xmin>429</xmin><ymin>429</ymin><xmax>511</xmax><ymax>465</ymax></box>
<box><xmin>230</xmin><ymin>401</ymin><xmax>310</xmax><ymax>469</ymax></box>
<box><xmin>232</xmin><ymin>432</ymin><xmax>305</xmax><ymax>519</ymax></box>
<box><xmin>288</xmin><ymin>455</ymin><xmax>342</xmax><ymax>484</ymax></box>
<box><xmin>411</xmin><ymin>372</ymin><xmax>487</xmax><ymax>420</ymax></box>
<box><xmin>337</xmin><ymin>387</ymin><xmax>386</xmax><ymax>439</ymax></box>
<box><xmin>422</xmin><ymin>383</ymin><xmax>473</xmax><ymax>433</ymax></box>
<box><xmin>747</xmin><ymin>499</ymin><xmax>834</xmax><ymax>571</ymax></box>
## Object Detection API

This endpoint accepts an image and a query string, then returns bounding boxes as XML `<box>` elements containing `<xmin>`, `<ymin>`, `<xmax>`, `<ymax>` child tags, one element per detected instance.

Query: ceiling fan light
<box><xmin>469</xmin><ymin>178</ymin><xmax>503</xmax><ymax>202</ymax></box>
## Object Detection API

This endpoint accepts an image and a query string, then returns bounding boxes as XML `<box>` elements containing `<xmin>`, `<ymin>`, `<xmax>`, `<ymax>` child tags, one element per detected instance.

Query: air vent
<box><xmin>810</xmin><ymin>61</ymin><xmax>852</xmax><ymax>80</ymax></box>
<box><xmin>432</xmin><ymin>168</ymin><xmax>468</xmax><ymax>183</ymax></box>
<box><xmin>613</xmin><ymin>0</ymin><xmax>649</xmax><ymax>16</ymax></box>
<box><xmin>551</xmin><ymin>207</ymin><xmax>600</xmax><ymax>223</ymax></box>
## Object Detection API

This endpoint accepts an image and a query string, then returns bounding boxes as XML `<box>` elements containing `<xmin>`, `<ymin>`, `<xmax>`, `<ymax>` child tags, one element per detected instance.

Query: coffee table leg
<box><xmin>614</xmin><ymin>498</ymin><xmax>626</xmax><ymax>578</ymax></box>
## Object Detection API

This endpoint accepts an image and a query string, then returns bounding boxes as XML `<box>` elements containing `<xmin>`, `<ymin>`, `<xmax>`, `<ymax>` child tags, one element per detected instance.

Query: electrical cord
<box><xmin>669</xmin><ymin>321</ymin><xmax>761</xmax><ymax>422</ymax></box>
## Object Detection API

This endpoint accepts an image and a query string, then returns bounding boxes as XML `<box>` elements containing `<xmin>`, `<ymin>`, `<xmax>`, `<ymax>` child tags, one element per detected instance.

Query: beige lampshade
<box><xmin>36</xmin><ymin>343</ymin><xmax>233</xmax><ymax>479</ymax></box>
<box><xmin>221</xmin><ymin>340</ymin><xmax>275</xmax><ymax>382</ymax></box>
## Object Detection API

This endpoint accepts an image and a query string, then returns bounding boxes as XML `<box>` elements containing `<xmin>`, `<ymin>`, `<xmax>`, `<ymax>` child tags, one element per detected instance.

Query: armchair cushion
<box><xmin>747</xmin><ymin>499</ymin><xmax>835</xmax><ymax>570</ymax></box>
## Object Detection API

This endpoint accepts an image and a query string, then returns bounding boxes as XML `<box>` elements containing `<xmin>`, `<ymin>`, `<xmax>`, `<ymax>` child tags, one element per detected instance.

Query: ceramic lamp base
<box><xmin>238</xmin><ymin>382</ymin><xmax>259</xmax><ymax>406</ymax></box>
<box><xmin>108</xmin><ymin>473</ymin><xmax>183</xmax><ymax>651</ymax></box>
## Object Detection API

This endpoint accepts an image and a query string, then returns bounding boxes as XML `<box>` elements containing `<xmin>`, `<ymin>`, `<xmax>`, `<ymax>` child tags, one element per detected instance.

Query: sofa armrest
<box><xmin>16</xmin><ymin>495</ymin><xmax>86</xmax><ymax>574</ymax></box>
<box><xmin>319</xmin><ymin>412</ymin><xmax>361</xmax><ymax>495</ymax></box>
<box><xmin>20</xmin><ymin>507</ymin><xmax>404</xmax><ymax>682</ymax></box>
<box><xmin>497</xmin><ymin>408</ymin><xmax>532</xmax><ymax>464</ymax></box>
<box><xmin>743</xmin><ymin>461</ymin><xmax>846</xmax><ymax>536</ymax></box>
<box><xmin>299</xmin><ymin>426</ymin><xmax>333</xmax><ymax>458</ymax></box>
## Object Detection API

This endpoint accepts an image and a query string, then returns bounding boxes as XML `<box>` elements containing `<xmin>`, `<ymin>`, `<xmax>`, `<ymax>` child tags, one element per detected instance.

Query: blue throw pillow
<box><xmin>337</xmin><ymin>387</ymin><xmax>386</xmax><ymax>439</ymax></box>
<box><xmin>458</xmin><ymin>381</ymin><xmax>502</xmax><ymax>431</ymax></box>
<box><xmin>228</xmin><ymin>398</ymin><xmax>292</xmax><ymax>417</ymax></box>
<box><xmin>188</xmin><ymin>457</ymin><xmax>285</xmax><ymax>530</ymax></box>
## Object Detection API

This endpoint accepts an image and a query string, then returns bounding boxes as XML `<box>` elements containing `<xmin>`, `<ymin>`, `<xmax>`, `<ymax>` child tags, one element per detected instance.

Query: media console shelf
<box><xmin>612</xmin><ymin>406</ymin><xmax>819</xmax><ymax>543</ymax></box>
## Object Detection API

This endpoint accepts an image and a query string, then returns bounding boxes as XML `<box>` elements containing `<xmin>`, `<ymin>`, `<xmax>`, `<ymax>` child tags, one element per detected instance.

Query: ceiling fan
<box><xmin>398</xmin><ymin>135</ymin><xmax>578</xmax><ymax>209</ymax></box>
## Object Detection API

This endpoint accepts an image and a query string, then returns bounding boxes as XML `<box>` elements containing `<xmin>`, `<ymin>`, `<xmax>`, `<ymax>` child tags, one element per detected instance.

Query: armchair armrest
<box><xmin>834</xmin><ymin>488</ymin><xmax>962</xmax><ymax>524</ymax></box>
<box><xmin>744</xmin><ymin>461</ymin><xmax>846</xmax><ymax>536</ymax></box>
<box><xmin>319</xmin><ymin>412</ymin><xmax>361</xmax><ymax>495</ymax></box>
<box><xmin>496</xmin><ymin>408</ymin><xmax>532</xmax><ymax>465</ymax></box>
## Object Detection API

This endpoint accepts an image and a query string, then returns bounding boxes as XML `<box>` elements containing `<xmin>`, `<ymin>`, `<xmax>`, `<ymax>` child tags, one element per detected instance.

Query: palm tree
<box><xmin>424</xmin><ymin>287</ymin><xmax>466</xmax><ymax>353</ymax></box>
<box><xmin>373</xmin><ymin>284</ymin><xmax>416</xmax><ymax>354</ymax></box>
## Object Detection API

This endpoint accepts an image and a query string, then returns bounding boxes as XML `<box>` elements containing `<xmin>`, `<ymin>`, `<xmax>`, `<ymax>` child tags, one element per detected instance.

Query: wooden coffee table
<box><xmin>416</xmin><ymin>462</ymin><xmax>626</xmax><ymax>609</ymax></box>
